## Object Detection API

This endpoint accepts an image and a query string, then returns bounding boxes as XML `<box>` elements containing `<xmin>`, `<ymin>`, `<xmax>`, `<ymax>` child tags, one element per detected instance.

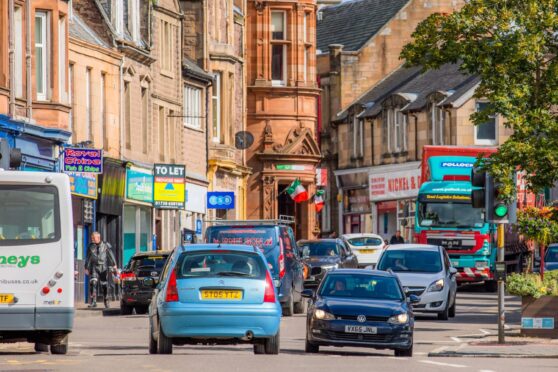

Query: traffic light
<box><xmin>471</xmin><ymin>168</ymin><xmax>509</xmax><ymax>224</ymax></box>
<box><xmin>0</xmin><ymin>138</ymin><xmax>22</xmax><ymax>170</ymax></box>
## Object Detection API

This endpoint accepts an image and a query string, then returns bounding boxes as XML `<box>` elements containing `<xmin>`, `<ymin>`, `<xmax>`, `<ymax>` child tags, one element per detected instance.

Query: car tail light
<box><xmin>42</xmin><ymin>287</ymin><xmax>50</xmax><ymax>295</ymax></box>
<box><xmin>121</xmin><ymin>272</ymin><xmax>137</xmax><ymax>281</ymax></box>
<box><xmin>264</xmin><ymin>271</ymin><xmax>276</xmax><ymax>303</ymax></box>
<box><xmin>279</xmin><ymin>238</ymin><xmax>286</xmax><ymax>279</ymax></box>
<box><xmin>165</xmin><ymin>269</ymin><xmax>179</xmax><ymax>302</ymax></box>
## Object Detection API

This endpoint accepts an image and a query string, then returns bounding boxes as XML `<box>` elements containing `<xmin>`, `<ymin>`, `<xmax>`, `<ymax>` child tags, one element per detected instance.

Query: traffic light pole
<box><xmin>497</xmin><ymin>223</ymin><xmax>505</xmax><ymax>344</ymax></box>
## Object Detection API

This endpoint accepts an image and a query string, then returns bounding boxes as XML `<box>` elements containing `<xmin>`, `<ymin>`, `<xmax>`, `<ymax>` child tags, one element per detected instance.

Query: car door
<box><xmin>286</xmin><ymin>227</ymin><xmax>304</xmax><ymax>296</ymax></box>
<box><xmin>442</xmin><ymin>248</ymin><xmax>457</xmax><ymax>300</ymax></box>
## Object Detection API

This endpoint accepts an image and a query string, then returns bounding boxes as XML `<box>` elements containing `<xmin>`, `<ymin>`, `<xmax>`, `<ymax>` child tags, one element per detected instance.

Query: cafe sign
<box><xmin>63</xmin><ymin>148</ymin><xmax>103</xmax><ymax>174</ymax></box>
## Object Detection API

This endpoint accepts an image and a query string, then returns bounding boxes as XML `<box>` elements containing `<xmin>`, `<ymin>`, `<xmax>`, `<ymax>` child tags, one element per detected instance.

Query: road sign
<box><xmin>63</xmin><ymin>147</ymin><xmax>103</xmax><ymax>174</ymax></box>
<box><xmin>207</xmin><ymin>191</ymin><xmax>235</xmax><ymax>209</ymax></box>
<box><xmin>153</xmin><ymin>164</ymin><xmax>185</xmax><ymax>209</ymax></box>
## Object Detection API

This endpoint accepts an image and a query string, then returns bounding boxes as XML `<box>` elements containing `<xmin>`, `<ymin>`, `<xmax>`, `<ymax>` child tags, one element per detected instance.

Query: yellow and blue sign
<box><xmin>207</xmin><ymin>191</ymin><xmax>235</xmax><ymax>209</ymax></box>
<box><xmin>68</xmin><ymin>172</ymin><xmax>98</xmax><ymax>199</ymax></box>
<box><xmin>154</xmin><ymin>164</ymin><xmax>186</xmax><ymax>209</ymax></box>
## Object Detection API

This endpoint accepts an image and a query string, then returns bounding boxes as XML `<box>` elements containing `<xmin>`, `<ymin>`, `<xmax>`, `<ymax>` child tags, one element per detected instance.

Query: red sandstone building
<box><xmin>246</xmin><ymin>0</ymin><xmax>321</xmax><ymax>239</ymax></box>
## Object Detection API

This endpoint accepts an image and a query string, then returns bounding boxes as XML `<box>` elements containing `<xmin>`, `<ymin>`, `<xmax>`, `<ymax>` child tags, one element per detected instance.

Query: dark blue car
<box><xmin>535</xmin><ymin>244</ymin><xmax>558</xmax><ymax>273</ymax></box>
<box><xmin>303</xmin><ymin>269</ymin><xmax>418</xmax><ymax>357</ymax></box>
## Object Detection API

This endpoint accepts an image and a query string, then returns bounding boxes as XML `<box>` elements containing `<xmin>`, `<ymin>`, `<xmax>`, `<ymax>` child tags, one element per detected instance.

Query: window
<box><xmin>159</xmin><ymin>106</ymin><xmax>165</xmax><ymax>160</ymax></box>
<box><xmin>85</xmin><ymin>68</ymin><xmax>92</xmax><ymax>141</ymax></box>
<box><xmin>212</xmin><ymin>72</ymin><xmax>222</xmax><ymax>143</ymax></box>
<box><xmin>303</xmin><ymin>47</ymin><xmax>308</xmax><ymax>82</ymax></box>
<box><xmin>68</xmin><ymin>64</ymin><xmax>74</xmax><ymax>135</ymax></box>
<box><xmin>385</xmin><ymin>107</ymin><xmax>407</xmax><ymax>153</ymax></box>
<box><xmin>141</xmin><ymin>87</ymin><xmax>148</xmax><ymax>153</ymax></box>
<box><xmin>35</xmin><ymin>11</ymin><xmax>49</xmax><ymax>101</ymax></box>
<box><xmin>271</xmin><ymin>11</ymin><xmax>287</xmax><ymax>86</ymax></box>
<box><xmin>475</xmin><ymin>102</ymin><xmax>497</xmax><ymax>145</ymax></box>
<box><xmin>58</xmin><ymin>16</ymin><xmax>66</xmax><ymax>102</ymax></box>
<box><xmin>14</xmin><ymin>7</ymin><xmax>23</xmax><ymax>98</ymax></box>
<box><xmin>169</xmin><ymin>110</ymin><xmax>175</xmax><ymax>162</ymax></box>
<box><xmin>160</xmin><ymin>20</ymin><xmax>174</xmax><ymax>73</ymax></box>
<box><xmin>352</xmin><ymin>116</ymin><xmax>364</xmax><ymax>158</ymax></box>
<box><xmin>430</xmin><ymin>102</ymin><xmax>444</xmax><ymax>145</ymax></box>
<box><xmin>184</xmin><ymin>85</ymin><xmax>202</xmax><ymax>129</ymax></box>
<box><xmin>303</xmin><ymin>13</ymin><xmax>308</xmax><ymax>43</ymax></box>
<box><xmin>128</xmin><ymin>0</ymin><xmax>140</xmax><ymax>43</ymax></box>
<box><xmin>124</xmin><ymin>81</ymin><xmax>131</xmax><ymax>149</ymax></box>
<box><xmin>114</xmin><ymin>0</ymin><xmax>124</xmax><ymax>36</ymax></box>
<box><xmin>101</xmin><ymin>73</ymin><xmax>107</xmax><ymax>150</ymax></box>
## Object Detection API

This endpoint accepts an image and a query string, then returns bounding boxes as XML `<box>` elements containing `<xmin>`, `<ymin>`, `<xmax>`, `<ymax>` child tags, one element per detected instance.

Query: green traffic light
<box><xmin>494</xmin><ymin>203</ymin><xmax>508</xmax><ymax>218</ymax></box>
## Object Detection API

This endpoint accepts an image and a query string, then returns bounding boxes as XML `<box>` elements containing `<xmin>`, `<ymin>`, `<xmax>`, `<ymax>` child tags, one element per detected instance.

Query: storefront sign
<box><xmin>276</xmin><ymin>164</ymin><xmax>313</xmax><ymax>171</ymax></box>
<box><xmin>522</xmin><ymin>317</ymin><xmax>555</xmax><ymax>329</ymax></box>
<box><xmin>154</xmin><ymin>164</ymin><xmax>185</xmax><ymax>209</ymax></box>
<box><xmin>369</xmin><ymin>169</ymin><xmax>421</xmax><ymax>202</ymax></box>
<box><xmin>316</xmin><ymin>168</ymin><xmax>328</xmax><ymax>186</ymax></box>
<box><xmin>207</xmin><ymin>191</ymin><xmax>235</xmax><ymax>209</ymax></box>
<box><xmin>68</xmin><ymin>172</ymin><xmax>98</xmax><ymax>199</ymax></box>
<box><xmin>63</xmin><ymin>148</ymin><xmax>103</xmax><ymax>174</ymax></box>
<box><xmin>126</xmin><ymin>166</ymin><xmax>153</xmax><ymax>203</ymax></box>
<box><xmin>185</xmin><ymin>183</ymin><xmax>207</xmax><ymax>214</ymax></box>
<box><xmin>196</xmin><ymin>219</ymin><xmax>203</xmax><ymax>235</ymax></box>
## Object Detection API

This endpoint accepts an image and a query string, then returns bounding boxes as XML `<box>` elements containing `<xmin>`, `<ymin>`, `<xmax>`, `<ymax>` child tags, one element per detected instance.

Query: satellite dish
<box><xmin>235</xmin><ymin>131</ymin><xmax>254</xmax><ymax>150</ymax></box>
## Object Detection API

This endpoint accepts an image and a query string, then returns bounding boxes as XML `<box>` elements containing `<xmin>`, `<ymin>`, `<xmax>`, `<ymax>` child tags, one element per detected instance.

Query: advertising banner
<box><xmin>126</xmin><ymin>166</ymin><xmax>153</xmax><ymax>203</ymax></box>
<box><xmin>369</xmin><ymin>168</ymin><xmax>421</xmax><ymax>202</ymax></box>
<box><xmin>68</xmin><ymin>172</ymin><xmax>98</xmax><ymax>199</ymax></box>
<box><xmin>63</xmin><ymin>148</ymin><xmax>103</xmax><ymax>174</ymax></box>
<box><xmin>207</xmin><ymin>191</ymin><xmax>235</xmax><ymax>209</ymax></box>
<box><xmin>154</xmin><ymin>164</ymin><xmax>185</xmax><ymax>209</ymax></box>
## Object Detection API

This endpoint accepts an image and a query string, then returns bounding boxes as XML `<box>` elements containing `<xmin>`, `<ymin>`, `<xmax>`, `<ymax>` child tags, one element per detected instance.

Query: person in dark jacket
<box><xmin>390</xmin><ymin>230</ymin><xmax>405</xmax><ymax>245</ymax></box>
<box><xmin>85</xmin><ymin>232</ymin><xmax>117</xmax><ymax>308</ymax></box>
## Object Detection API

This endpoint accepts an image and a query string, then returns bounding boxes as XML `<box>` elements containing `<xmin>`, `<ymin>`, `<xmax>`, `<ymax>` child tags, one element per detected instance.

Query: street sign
<box><xmin>153</xmin><ymin>164</ymin><xmax>185</xmax><ymax>209</ymax></box>
<box><xmin>522</xmin><ymin>317</ymin><xmax>555</xmax><ymax>329</ymax></box>
<box><xmin>68</xmin><ymin>172</ymin><xmax>98</xmax><ymax>199</ymax></box>
<box><xmin>207</xmin><ymin>191</ymin><xmax>235</xmax><ymax>209</ymax></box>
<box><xmin>63</xmin><ymin>147</ymin><xmax>103</xmax><ymax>174</ymax></box>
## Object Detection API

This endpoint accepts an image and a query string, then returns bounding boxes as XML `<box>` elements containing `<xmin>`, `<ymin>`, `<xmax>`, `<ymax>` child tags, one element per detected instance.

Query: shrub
<box><xmin>506</xmin><ymin>271</ymin><xmax>558</xmax><ymax>298</ymax></box>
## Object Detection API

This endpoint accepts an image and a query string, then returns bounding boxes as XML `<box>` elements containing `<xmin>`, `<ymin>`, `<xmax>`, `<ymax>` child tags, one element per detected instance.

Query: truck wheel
<box><xmin>120</xmin><ymin>302</ymin><xmax>133</xmax><ymax>315</ymax></box>
<box><xmin>50</xmin><ymin>335</ymin><xmax>68</xmax><ymax>355</ymax></box>
<box><xmin>485</xmin><ymin>280</ymin><xmax>498</xmax><ymax>293</ymax></box>
<box><xmin>34</xmin><ymin>343</ymin><xmax>49</xmax><ymax>352</ymax></box>
<box><xmin>294</xmin><ymin>298</ymin><xmax>306</xmax><ymax>314</ymax></box>
<box><xmin>282</xmin><ymin>296</ymin><xmax>294</xmax><ymax>317</ymax></box>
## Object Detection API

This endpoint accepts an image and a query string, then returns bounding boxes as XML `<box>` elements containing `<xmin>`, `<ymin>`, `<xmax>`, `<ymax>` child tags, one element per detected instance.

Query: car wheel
<box><xmin>264</xmin><ymin>331</ymin><xmax>280</xmax><ymax>355</ymax></box>
<box><xmin>50</xmin><ymin>335</ymin><xmax>68</xmax><ymax>355</ymax></box>
<box><xmin>282</xmin><ymin>296</ymin><xmax>294</xmax><ymax>317</ymax></box>
<box><xmin>437</xmin><ymin>299</ymin><xmax>450</xmax><ymax>321</ymax></box>
<box><xmin>149</xmin><ymin>322</ymin><xmax>158</xmax><ymax>354</ymax></box>
<box><xmin>305</xmin><ymin>338</ymin><xmax>319</xmax><ymax>353</ymax></box>
<box><xmin>135</xmin><ymin>305</ymin><xmax>148</xmax><ymax>315</ymax></box>
<box><xmin>485</xmin><ymin>280</ymin><xmax>498</xmax><ymax>293</ymax></box>
<box><xmin>294</xmin><ymin>298</ymin><xmax>306</xmax><ymax>314</ymax></box>
<box><xmin>120</xmin><ymin>302</ymin><xmax>133</xmax><ymax>315</ymax></box>
<box><xmin>394</xmin><ymin>345</ymin><xmax>413</xmax><ymax>357</ymax></box>
<box><xmin>449</xmin><ymin>296</ymin><xmax>456</xmax><ymax>318</ymax></box>
<box><xmin>157</xmin><ymin>320</ymin><xmax>173</xmax><ymax>354</ymax></box>
<box><xmin>34</xmin><ymin>343</ymin><xmax>49</xmax><ymax>352</ymax></box>
<box><xmin>253</xmin><ymin>343</ymin><xmax>266</xmax><ymax>354</ymax></box>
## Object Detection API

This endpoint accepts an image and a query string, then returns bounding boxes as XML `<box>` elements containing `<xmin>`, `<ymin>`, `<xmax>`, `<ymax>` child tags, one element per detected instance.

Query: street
<box><xmin>0</xmin><ymin>285</ymin><xmax>555</xmax><ymax>372</ymax></box>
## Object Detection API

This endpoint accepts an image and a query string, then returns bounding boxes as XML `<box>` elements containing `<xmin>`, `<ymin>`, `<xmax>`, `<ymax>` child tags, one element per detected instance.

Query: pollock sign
<box><xmin>369</xmin><ymin>169</ymin><xmax>421</xmax><ymax>202</ymax></box>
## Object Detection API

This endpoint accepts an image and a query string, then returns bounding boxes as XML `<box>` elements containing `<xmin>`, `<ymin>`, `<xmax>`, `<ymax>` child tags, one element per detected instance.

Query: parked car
<box><xmin>298</xmin><ymin>239</ymin><xmax>358</xmax><ymax>287</ymax></box>
<box><xmin>204</xmin><ymin>223</ymin><xmax>305</xmax><ymax>316</ymax></box>
<box><xmin>148</xmin><ymin>244</ymin><xmax>282</xmax><ymax>355</ymax></box>
<box><xmin>120</xmin><ymin>251</ymin><xmax>171</xmax><ymax>315</ymax></box>
<box><xmin>534</xmin><ymin>244</ymin><xmax>558</xmax><ymax>273</ymax></box>
<box><xmin>303</xmin><ymin>269</ymin><xmax>417</xmax><ymax>356</ymax></box>
<box><xmin>376</xmin><ymin>244</ymin><xmax>457</xmax><ymax>320</ymax></box>
<box><xmin>341</xmin><ymin>233</ymin><xmax>385</xmax><ymax>268</ymax></box>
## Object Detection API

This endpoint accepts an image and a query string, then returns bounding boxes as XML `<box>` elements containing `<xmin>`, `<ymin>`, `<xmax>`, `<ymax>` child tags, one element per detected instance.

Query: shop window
<box><xmin>475</xmin><ymin>101</ymin><xmax>498</xmax><ymax>145</ymax></box>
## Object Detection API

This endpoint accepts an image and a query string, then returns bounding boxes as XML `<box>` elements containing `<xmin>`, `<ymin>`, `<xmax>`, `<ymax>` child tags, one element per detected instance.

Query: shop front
<box><xmin>182</xmin><ymin>182</ymin><xmax>207</xmax><ymax>243</ymax></box>
<box><xmin>343</xmin><ymin>187</ymin><xmax>372</xmax><ymax>234</ymax></box>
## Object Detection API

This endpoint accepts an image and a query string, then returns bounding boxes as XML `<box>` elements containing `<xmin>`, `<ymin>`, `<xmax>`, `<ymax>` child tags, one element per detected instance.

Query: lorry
<box><xmin>414</xmin><ymin>146</ymin><xmax>532</xmax><ymax>292</ymax></box>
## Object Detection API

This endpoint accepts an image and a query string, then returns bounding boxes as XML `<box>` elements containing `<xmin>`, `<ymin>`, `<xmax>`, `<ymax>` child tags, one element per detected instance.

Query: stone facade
<box><xmin>246</xmin><ymin>0</ymin><xmax>321</xmax><ymax>239</ymax></box>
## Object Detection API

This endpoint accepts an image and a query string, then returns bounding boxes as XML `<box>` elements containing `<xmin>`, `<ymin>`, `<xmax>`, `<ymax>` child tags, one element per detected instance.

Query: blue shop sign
<box><xmin>207</xmin><ymin>191</ymin><xmax>235</xmax><ymax>209</ymax></box>
<box><xmin>196</xmin><ymin>219</ymin><xmax>203</xmax><ymax>234</ymax></box>
<box><xmin>63</xmin><ymin>148</ymin><xmax>103</xmax><ymax>174</ymax></box>
<box><xmin>68</xmin><ymin>172</ymin><xmax>98</xmax><ymax>199</ymax></box>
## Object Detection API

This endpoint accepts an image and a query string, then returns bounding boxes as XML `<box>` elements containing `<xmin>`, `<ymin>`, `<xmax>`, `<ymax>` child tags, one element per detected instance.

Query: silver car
<box><xmin>376</xmin><ymin>244</ymin><xmax>457</xmax><ymax>320</ymax></box>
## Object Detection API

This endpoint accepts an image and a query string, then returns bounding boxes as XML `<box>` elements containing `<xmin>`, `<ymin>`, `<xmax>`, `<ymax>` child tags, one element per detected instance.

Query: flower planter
<box><xmin>521</xmin><ymin>296</ymin><xmax>558</xmax><ymax>338</ymax></box>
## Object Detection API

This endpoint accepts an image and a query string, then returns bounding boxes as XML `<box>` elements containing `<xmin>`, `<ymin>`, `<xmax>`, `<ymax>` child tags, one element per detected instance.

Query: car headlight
<box><xmin>428</xmin><ymin>279</ymin><xmax>445</xmax><ymax>292</ymax></box>
<box><xmin>322</xmin><ymin>264</ymin><xmax>338</xmax><ymax>271</ymax></box>
<box><xmin>314</xmin><ymin>309</ymin><xmax>336</xmax><ymax>320</ymax></box>
<box><xmin>388</xmin><ymin>313</ymin><xmax>409</xmax><ymax>324</ymax></box>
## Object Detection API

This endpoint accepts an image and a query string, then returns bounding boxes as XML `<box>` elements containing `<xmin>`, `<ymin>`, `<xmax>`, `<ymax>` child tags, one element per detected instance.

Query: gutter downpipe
<box><xmin>26</xmin><ymin>0</ymin><xmax>32</xmax><ymax>119</ymax></box>
<box><xmin>8</xmin><ymin>0</ymin><xmax>16</xmax><ymax>117</ymax></box>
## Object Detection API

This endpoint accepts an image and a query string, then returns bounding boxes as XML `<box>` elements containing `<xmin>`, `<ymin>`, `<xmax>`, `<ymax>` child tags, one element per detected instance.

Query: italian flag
<box><xmin>314</xmin><ymin>189</ymin><xmax>325</xmax><ymax>212</ymax></box>
<box><xmin>286</xmin><ymin>179</ymin><xmax>308</xmax><ymax>203</ymax></box>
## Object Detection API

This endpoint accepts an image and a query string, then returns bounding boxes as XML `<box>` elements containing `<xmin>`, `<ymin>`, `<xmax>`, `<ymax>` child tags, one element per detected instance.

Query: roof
<box><xmin>180</xmin><ymin>244</ymin><xmax>261</xmax><ymax>254</ymax></box>
<box><xmin>299</xmin><ymin>239</ymin><xmax>339</xmax><ymax>243</ymax></box>
<box><xmin>385</xmin><ymin>244</ymin><xmax>440</xmax><ymax>251</ymax></box>
<box><xmin>131</xmin><ymin>250</ymin><xmax>172</xmax><ymax>258</ymax></box>
<box><xmin>183</xmin><ymin>58</ymin><xmax>214</xmax><ymax>83</ymax></box>
<box><xmin>327</xmin><ymin>269</ymin><xmax>397</xmax><ymax>277</ymax></box>
<box><xmin>341</xmin><ymin>233</ymin><xmax>383</xmax><ymax>239</ymax></box>
<box><xmin>317</xmin><ymin>0</ymin><xmax>409</xmax><ymax>52</ymax></box>
<box><xmin>69</xmin><ymin>12</ymin><xmax>110</xmax><ymax>48</ymax></box>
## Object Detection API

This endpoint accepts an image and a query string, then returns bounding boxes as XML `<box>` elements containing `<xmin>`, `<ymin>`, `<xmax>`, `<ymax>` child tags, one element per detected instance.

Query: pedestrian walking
<box><xmin>389</xmin><ymin>230</ymin><xmax>405</xmax><ymax>245</ymax></box>
<box><xmin>85</xmin><ymin>232</ymin><xmax>117</xmax><ymax>308</ymax></box>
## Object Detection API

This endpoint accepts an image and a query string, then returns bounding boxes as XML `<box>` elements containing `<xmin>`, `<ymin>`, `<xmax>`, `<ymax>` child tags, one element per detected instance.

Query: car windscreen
<box><xmin>300</xmin><ymin>241</ymin><xmax>339</xmax><ymax>257</ymax></box>
<box><xmin>0</xmin><ymin>185</ymin><xmax>60</xmax><ymax>246</ymax></box>
<box><xmin>545</xmin><ymin>247</ymin><xmax>558</xmax><ymax>263</ymax></box>
<box><xmin>130</xmin><ymin>255</ymin><xmax>168</xmax><ymax>271</ymax></box>
<box><xmin>176</xmin><ymin>251</ymin><xmax>266</xmax><ymax>280</ymax></box>
<box><xmin>377</xmin><ymin>249</ymin><xmax>443</xmax><ymax>273</ymax></box>
<box><xmin>347</xmin><ymin>237</ymin><xmax>383</xmax><ymax>247</ymax></box>
<box><xmin>318</xmin><ymin>274</ymin><xmax>403</xmax><ymax>301</ymax></box>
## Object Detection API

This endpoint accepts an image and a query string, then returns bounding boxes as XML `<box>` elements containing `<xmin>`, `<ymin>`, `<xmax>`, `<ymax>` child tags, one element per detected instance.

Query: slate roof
<box><xmin>183</xmin><ymin>58</ymin><xmax>214</xmax><ymax>82</ymax></box>
<box><xmin>317</xmin><ymin>0</ymin><xmax>410</xmax><ymax>53</ymax></box>
<box><xmin>69</xmin><ymin>12</ymin><xmax>110</xmax><ymax>48</ymax></box>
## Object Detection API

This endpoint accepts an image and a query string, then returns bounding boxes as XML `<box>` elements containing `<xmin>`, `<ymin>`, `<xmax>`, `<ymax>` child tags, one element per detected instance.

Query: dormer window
<box><xmin>114</xmin><ymin>0</ymin><xmax>124</xmax><ymax>36</ymax></box>
<box><xmin>383</xmin><ymin>106</ymin><xmax>407</xmax><ymax>154</ymax></box>
<box><xmin>129</xmin><ymin>0</ymin><xmax>141</xmax><ymax>43</ymax></box>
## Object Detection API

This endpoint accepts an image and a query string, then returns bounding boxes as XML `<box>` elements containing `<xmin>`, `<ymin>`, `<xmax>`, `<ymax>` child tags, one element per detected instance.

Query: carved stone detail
<box><xmin>263</xmin><ymin>176</ymin><xmax>276</xmax><ymax>219</ymax></box>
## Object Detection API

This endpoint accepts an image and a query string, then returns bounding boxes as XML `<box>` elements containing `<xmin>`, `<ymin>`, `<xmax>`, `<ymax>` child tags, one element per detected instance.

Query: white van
<box><xmin>0</xmin><ymin>171</ymin><xmax>74</xmax><ymax>354</ymax></box>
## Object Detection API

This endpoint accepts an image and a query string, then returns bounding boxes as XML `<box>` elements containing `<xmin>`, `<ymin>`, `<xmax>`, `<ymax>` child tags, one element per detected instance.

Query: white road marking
<box><xmin>451</xmin><ymin>336</ymin><xmax>461</xmax><ymax>343</ymax></box>
<box><xmin>419</xmin><ymin>360</ymin><xmax>467</xmax><ymax>368</ymax></box>
<box><xmin>479</xmin><ymin>370</ymin><xmax>496</xmax><ymax>372</ymax></box>
<box><xmin>504</xmin><ymin>324</ymin><xmax>510</xmax><ymax>329</ymax></box>
<box><xmin>479</xmin><ymin>329</ymin><xmax>491</xmax><ymax>335</ymax></box>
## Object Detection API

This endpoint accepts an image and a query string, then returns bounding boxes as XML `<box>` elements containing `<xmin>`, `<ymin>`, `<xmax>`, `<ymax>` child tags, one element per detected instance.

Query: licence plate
<box><xmin>0</xmin><ymin>294</ymin><xmax>14</xmax><ymax>304</ymax></box>
<box><xmin>200</xmin><ymin>290</ymin><xmax>242</xmax><ymax>300</ymax></box>
<box><xmin>359</xmin><ymin>249</ymin><xmax>376</xmax><ymax>254</ymax></box>
<box><xmin>345</xmin><ymin>325</ymin><xmax>377</xmax><ymax>334</ymax></box>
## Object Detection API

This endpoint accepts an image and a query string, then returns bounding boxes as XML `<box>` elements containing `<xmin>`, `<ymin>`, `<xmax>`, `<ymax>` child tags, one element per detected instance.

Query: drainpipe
<box><xmin>8</xmin><ymin>0</ymin><xmax>15</xmax><ymax>117</ymax></box>
<box><xmin>26</xmin><ymin>0</ymin><xmax>32</xmax><ymax>118</ymax></box>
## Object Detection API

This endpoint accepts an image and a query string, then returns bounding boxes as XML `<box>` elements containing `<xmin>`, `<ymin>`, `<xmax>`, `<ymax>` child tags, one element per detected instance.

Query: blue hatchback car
<box><xmin>303</xmin><ymin>269</ymin><xmax>418</xmax><ymax>357</ymax></box>
<box><xmin>148</xmin><ymin>244</ymin><xmax>282</xmax><ymax>355</ymax></box>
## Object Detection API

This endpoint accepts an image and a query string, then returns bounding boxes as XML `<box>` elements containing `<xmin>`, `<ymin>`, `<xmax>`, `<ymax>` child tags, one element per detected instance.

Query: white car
<box><xmin>376</xmin><ymin>244</ymin><xmax>457</xmax><ymax>320</ymax></box>
<box><xmin>341</xmin><ymin>233</ymin><xmax>385</xmax><ymax>268</ymax></box>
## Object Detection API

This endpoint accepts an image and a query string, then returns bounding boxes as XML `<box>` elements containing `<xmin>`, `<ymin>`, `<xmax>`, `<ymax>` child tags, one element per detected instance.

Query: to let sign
<box><xmin>153</xmin><ymin>164</ymin><xmax>185</xmax><ymax>209</ymax></box>
<box><xmin>63</xmin><ymin>148</ymin><xmax>103</xmax><ymax>174</ymax></box>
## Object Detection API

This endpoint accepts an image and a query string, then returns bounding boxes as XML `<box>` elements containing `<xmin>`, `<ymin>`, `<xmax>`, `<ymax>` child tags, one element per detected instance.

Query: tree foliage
<box><xmin>401</xmin><ymin>0</ymin><xmax>558</xmax><ymax>198</ymax></box>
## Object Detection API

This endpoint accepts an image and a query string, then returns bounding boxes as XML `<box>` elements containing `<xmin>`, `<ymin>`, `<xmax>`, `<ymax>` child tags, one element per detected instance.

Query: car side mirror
<box><xmin>408</xmin><ymin>294</ymin><xmax>420</xmax><ymax>304</ymax></box>
<box><xmin>301</xmin><ymin>289</ymin><xmax>315</xmax><ymax>299</ymax></box>
<box><xmin>449</xmin><ymin>267</ymin><xmax>457</xmax><ymax>276</ymax></box>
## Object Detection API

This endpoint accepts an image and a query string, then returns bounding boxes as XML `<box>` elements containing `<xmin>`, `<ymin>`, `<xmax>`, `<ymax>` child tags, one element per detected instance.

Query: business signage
<box><xmin>126</xmin><ymin>166</ymin><xmax>153</xmax><ymax>203</ymax></box>
<box><xmin>369</xmin><ymin>169</ymin><xmax>421</xmax><ymax>202</ymax></box>
<box><xmin>522</xmin><ymin>317</ymin><xmax>555</xmax><ymax>329</ymax></box>
<box><xmin>276</xmin><ymin>164</ymin><xmax>313</xmax><ymax>171</ymax></box>
<box><xmin>185</xmin><ymin>183</ymin><xmax>207</xmax><ymax>214</ymax></box>
<box><xmin>196</xmin><ymin>219</ymin><xmax>203</xmax><ymax>235</ymax></box>
<box><xmin>207</xmin><ymin>191</ymin><xmax>235</xmax><ymax>209</ymax></box>
<box><xmin>68</xmin><ymin>172</ymin><xmax>98</xmax><ymax>199</ymax></box>
<box><xmin>63</xmin><ymin>148</ymin><xmax>103</xmax><ymax>174</ymax></box>
<box><xmin>153</xmin><ymin>164</ymin><xmax>185</xmax><ymax>209</ymax></box>
<box><xmin>419</xmin><ymin>194</ymin><xmax>472</xmax><ymax>203</ymax></box>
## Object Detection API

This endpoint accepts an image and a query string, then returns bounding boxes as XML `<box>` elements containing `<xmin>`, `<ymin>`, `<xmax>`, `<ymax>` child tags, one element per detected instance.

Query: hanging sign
<box><xmin>63</xmin><ymin>148</ymin><xmax>103</xmax><ymax>174</ymax></box>
<box><xmin>153</xmin><ymin>164</ymin><xmax>185</xmax><ymax>209</ymax></box>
